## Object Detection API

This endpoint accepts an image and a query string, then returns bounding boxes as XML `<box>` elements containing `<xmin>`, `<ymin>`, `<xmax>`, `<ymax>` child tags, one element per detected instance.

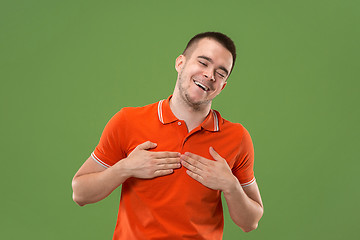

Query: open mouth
<box><xmin>193</xmin><ymin>80</ymin><xmax>210</xmax><ymax>91</ymax></box>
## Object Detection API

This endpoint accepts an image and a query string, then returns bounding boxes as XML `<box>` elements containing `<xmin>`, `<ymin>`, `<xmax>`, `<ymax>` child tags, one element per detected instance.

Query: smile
<box><xmin>193</xmin><ymin>80</ymin><xmax>210</xmax><ymax>91</ymax></box>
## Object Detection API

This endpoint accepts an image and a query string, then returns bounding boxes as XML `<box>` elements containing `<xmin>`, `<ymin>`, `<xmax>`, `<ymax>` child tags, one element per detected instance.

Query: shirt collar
<box><xmin>157</xmin><ymin>95</ymin><xmax>222</xmax><ymax>132</ymax></box>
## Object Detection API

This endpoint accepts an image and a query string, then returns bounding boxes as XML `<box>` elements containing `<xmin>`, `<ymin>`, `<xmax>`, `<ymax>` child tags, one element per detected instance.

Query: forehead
<box><xmin>189</xmin><ymin>38</ymin><xmax>233</xmax><ymax>70</ymax></box>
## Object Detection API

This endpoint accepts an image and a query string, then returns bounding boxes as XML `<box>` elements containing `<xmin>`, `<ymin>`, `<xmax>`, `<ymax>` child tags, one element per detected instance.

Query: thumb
<box><xmin>137</xmin><ymin>141</ymin><xmax>157</xmax><ymax>150</ymax></box>
<box><xmin>209</xmin><ymin>147</ymin><xmax>223</xmax><ymax>161</ymax></box>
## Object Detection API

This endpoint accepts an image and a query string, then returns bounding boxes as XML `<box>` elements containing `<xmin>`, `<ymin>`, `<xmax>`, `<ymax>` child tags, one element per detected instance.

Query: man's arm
<box><xmin>72</xmin><ymin>156</ymin><xmax>125</xmax><ymax>206</ymax></box>
<box><xmin>72</xmin><ymin>141</ymin><xmax>181</xmax><ymax>206</ymax></box>
<box><xmin>223</xmin><ymin>180</ymin><xmax>263</xmax><ymax>232</ymax></box>
<box><xmin>180</xmin><ymin>147</ymin><xmax>263</xmax><ymax>232</ymax></box>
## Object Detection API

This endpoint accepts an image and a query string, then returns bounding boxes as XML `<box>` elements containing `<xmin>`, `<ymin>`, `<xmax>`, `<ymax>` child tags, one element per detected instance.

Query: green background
<box><xmin>1</xmin><ymin>0</ymin><xmax>359</xmax><ymax>239</ymax></box>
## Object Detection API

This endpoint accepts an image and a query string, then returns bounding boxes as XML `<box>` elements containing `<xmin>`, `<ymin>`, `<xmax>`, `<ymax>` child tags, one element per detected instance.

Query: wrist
<box><xmin>113</xmin><ymin>158</ymin><xmax>132</xmax><ymax>180</ymax></box>
<box><xmin>222</xmin><ymin>176</ymin><xmax>241</xmax><ymax>195</ymax></box>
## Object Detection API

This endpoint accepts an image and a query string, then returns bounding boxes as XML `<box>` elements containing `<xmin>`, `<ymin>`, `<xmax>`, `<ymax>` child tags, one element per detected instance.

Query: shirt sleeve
<box><xmin>232</xmin><ymin>127</ymin><xmax>256</xmax><ymax>187</ymax></box>
<box><xmin>91</xmin><ymin>108</ymin><xmax>128</xmax><ymax>168</ymax></box>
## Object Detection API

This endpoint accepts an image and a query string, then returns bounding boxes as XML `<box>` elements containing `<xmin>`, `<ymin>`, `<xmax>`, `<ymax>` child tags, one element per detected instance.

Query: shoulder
<box><xmin>219</xmin><ymin>112</ymin><xmax>248</xmax><ymax>133</ymax></box>
<box><xmin>217</xmin><ymin>112</ymin><xmax>252</xmax><ymax>142</ymax></box>
<box><xmin>111</xmin><ymin>101</ymin><xmax>160</xmax><ymax>122</ymax></box>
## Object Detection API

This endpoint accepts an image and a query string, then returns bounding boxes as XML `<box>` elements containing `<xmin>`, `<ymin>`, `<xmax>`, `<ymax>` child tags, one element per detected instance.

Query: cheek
<box><xmin>186</xmin><ymin>64</ymin><xmax>202</xmax><ymax>75</ymax></box>
<box><xmin>213</xmin><ymin>82</ymin><xmax>226</xmax><ymax>94</ymax></box>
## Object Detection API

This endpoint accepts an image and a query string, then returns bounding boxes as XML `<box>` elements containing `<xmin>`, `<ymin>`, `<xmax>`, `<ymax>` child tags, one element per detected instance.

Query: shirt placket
<box><xmin>174</xmin><ymin>120</ymin><xmax>204</xmax><ymax>153</ymax></box>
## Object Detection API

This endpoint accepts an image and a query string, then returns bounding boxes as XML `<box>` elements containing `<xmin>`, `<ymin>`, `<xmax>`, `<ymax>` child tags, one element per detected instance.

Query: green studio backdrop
<box><xmin>1</xmin><ymin>0</ymin><xmax>359</xmax><ymax>239</ymax></box>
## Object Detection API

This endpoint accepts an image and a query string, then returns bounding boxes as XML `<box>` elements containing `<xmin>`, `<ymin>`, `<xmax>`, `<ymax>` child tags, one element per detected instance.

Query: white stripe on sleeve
<box><xmin>91</xmin><ymin>152</ymin><xmax>111</xmax><ymax>168</ymax></box>
<box><xmin>241</xmin><ymin>178</ymin><xmax>256</xmax><ymax>188</ymax></box>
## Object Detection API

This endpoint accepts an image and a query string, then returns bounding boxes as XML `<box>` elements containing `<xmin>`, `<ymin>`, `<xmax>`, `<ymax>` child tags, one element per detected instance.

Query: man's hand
<box><xmin>119</xmin><ymin>141</ymin><xmax>181</xmax><ymax>179</ymax></box>
<box><xmin>180</xmin><ymin>147</ymin><xmax>237</xmax><ymax>192</ymax></box>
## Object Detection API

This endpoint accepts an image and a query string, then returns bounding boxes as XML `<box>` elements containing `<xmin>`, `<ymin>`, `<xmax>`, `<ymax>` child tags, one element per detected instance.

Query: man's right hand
<box><xmin>72</xmin><ymin>141</ymin><xmax>180</xmax><ymax>206</ymax></box>
<box><xmin>118</xmin><ymin>141</ymin><xmax>181</xmax><ymax>179</ymax></box>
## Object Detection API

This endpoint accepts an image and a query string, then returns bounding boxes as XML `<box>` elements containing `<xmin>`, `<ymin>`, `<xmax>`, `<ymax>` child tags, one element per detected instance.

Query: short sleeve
<box><xmin>91</xmin><ymin>108</ymin><xmax>128</xmax><ymax>168</ymax></box>
<box><xmin>232</xmin><ymin>127</ymin><xmax>256</xmax><ymax>187</ymax></box>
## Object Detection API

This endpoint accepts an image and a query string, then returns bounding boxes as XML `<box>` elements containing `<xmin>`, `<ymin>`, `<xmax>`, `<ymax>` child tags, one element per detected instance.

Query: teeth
<box><xmin>194</xmin><ymin>81</ymin><xmax>209</xmax><ymax>91</ymax></box>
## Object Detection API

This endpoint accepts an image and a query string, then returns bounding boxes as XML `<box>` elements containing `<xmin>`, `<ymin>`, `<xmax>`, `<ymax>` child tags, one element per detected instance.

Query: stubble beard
<box><xmin>177</xmin><ymin>69</ymin><xmax>211</xmax><ymax>112</ymax></box>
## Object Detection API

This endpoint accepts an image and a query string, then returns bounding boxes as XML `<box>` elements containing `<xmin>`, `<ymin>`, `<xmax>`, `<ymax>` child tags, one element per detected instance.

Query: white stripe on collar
<box><xmin>158</xmin><ymin>99</ymin><xmax>164</xmax><ymax>124</ymax></box>
<box><xmin>158</xmin><ymin>99</ymin><xmax>219</xmax><ymax>131</ymax></box>
<box><xmin>212</xmin><ymin>110</ymin><xmax>219</xmax><ymax>131</ymax></box>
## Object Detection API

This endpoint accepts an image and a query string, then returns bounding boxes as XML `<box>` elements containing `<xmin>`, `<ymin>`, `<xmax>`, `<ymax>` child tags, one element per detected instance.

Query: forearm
<box><xmin>223</xmin><ymin>178</ymin><xmax>263</xmax><ymax>232</ymax></box>
<box><xmin>72</xmin><ymin>162</ymin><xmax>129</xmax><ymax>206</ymax></box>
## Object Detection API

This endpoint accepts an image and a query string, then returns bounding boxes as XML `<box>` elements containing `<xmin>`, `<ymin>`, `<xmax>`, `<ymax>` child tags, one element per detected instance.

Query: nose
<box><xmin>203</xmin><ymin>69</ymin><xmax>215</xmax><ymax>82</ymax></box>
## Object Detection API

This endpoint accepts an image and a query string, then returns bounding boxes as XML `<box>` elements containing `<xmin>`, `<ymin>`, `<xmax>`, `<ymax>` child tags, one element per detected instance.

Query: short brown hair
<box><xmin>182</xmin><ymin>32</ymin><xmax>237</xmax><ymax>74</ymax></box>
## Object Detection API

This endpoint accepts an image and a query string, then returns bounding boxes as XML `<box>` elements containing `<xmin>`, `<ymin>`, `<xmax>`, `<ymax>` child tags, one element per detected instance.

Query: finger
<box><xmin>180</xmin><ymin>154</ymin><xmax>205</xmax><ymax>171</ymax></box>
<box><xmin>186</xmin><ymin>170</ymin><xmax>204</xmax><ymax>184</ymax></box>
<box><xmin>157</xmin><ymin>162</ymin><xmax>182</xmax><ymax>170</ymax></box>
<box><xmin>152</xmin><ymin>151</ymin><xmax>181</xmax><ymax>159</ymax></box>
<box><xmin>183</xmin><ymin>152</ymin><xmax>209</xmax><ymax>166</ymax></box>
<box><xmin>153</xmin><ymin>169</ymin><xmax>174</xmax><ymax>177</ymax></box>
<box><xmin>181</xmin><ymin>158</ymin><xmax>202</xmax><ymax>174</ymax></box>
<box><xmin>209</xmin><ymin>147</ymin><xmax>223</xmax><ymax>161</ymax></box>
<box><xmin>155</xmin><ymin>157</ymin><xmax>181</xmax><ymax>165</ymax></box>
<box><xmin>136</xmin><ymin>141</ymin><xmax>157</xmax><ymax>150</ymax></box>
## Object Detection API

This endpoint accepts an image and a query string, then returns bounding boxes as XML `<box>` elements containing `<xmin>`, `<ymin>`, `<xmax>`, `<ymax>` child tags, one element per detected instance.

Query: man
<box><xmin>72</xmin><ymin>32</ymin><xmax>263</xmax><ymax>239</ymax></box>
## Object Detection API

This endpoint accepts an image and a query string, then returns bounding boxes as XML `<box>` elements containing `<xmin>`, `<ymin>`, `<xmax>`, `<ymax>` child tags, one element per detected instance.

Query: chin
<box><xmin>184</xmin><ymin>93</ymin><xmax>211</xmax><ymax>109</ymax></box>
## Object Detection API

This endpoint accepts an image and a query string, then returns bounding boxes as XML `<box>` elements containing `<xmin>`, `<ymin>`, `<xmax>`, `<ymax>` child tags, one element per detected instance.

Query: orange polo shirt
<box><xmin>91</xmin><ymin>96</ymin><xmax>256</xmax><ymax>240</ymax></box>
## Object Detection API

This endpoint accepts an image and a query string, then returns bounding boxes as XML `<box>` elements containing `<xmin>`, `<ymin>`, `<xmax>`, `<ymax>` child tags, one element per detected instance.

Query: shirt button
<box><xmin>178</xmin><ymin>122</ymin><xmax>182</xmax><ymax>126</ymax></box>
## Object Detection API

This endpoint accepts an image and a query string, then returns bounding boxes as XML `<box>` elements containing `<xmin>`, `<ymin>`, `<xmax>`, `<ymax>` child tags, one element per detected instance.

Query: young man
<box><xmin>72</xmin><ymin>32</ymin><xmax>263</xmax><ymax>239</ymax></box>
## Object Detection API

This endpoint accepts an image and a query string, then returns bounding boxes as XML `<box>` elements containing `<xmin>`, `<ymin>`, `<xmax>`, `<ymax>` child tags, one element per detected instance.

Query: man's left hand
<box><xmin>180</xmin><ymin>147</ymin><xmax>237</xmax><ymax>192</ymax></box>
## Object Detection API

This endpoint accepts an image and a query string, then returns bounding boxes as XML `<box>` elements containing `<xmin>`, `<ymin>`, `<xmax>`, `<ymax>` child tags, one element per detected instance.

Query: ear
<box><xmin>175</xmin><ymin>55</ymin><xmax>186</xmax><ymax>73</ymax></box>
<box><xmin>220</xmin><ymin>81</ymin><xmax>227</xmax><ymax>91</ymax></box>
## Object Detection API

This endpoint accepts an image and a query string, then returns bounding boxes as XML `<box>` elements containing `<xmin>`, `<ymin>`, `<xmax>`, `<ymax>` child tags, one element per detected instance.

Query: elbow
<box><xmin>234</xmin><ymin>219</ymin><xmax>259</xmax><ymax>233</ymax></box>
<box><xmin>238</xmin><ymin>209</ymin><xmax>263</xmax><ymax>233</ymax></box>
<box><xmin>72</xmin><ymin>192</ymin><xmax>86</xmax><ymax>207</ymax></box>
<box><xmin>242</xmin><ymin>205</ymin><xmax>264</xmax><ymax>232</ymax></box>
<box><xmin>72</xmin><ymin>178</ymin><xmax>86</xmax><ymax>207</ymax></box>
<box><xmin>73</xmin><ymin>193</ymin><xmax>85</xmax><ymax>207</ymax></box>
<box><xmin>241</xmin><ymin>223</ymin><xmax>258</xmax><ymax>233</ymax></box>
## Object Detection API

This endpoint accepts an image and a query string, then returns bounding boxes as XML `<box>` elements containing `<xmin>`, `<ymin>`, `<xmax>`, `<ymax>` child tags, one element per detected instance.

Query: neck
<box><xmin>170</xmin><ymin>93</ymin><xmax>212</xmax><ymax>132</ymax></box>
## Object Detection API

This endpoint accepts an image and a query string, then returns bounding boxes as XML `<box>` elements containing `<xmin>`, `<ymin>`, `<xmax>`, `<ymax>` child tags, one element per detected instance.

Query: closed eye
<box><xmin>216</xmin><ymin>71</ymin><xmax>225</xmax><ymax>78</ymax></box>
<box><xmin>199</xmin><ymin>61</ymin><xmax>207</xmax><ymax>66</ymax></box>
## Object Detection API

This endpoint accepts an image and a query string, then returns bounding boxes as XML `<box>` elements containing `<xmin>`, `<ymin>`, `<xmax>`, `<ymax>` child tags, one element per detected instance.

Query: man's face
<box><xmin>175</xmin><ymin>38</ymin><xmax>233</xmax><ymax>109</ymax></box>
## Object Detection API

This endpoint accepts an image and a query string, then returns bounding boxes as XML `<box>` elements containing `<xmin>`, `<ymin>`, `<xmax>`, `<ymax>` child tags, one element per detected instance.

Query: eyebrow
<box><xmin>197</xmin><ymin>56</ymin><xmax>229</xmax><ymax>76</ymax></box>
